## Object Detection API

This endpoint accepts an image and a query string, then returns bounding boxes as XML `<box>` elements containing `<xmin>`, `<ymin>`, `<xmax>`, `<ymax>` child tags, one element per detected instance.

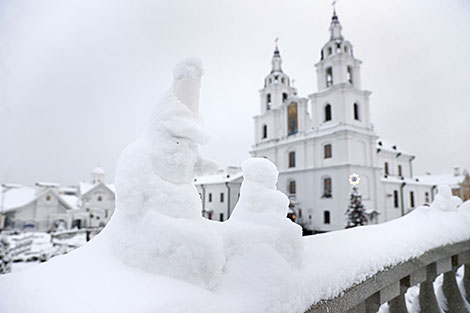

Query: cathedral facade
<box><xmin>249</xmin><ymin>11</ymin><xmax>435</xmax><ymax>233</ymax></box>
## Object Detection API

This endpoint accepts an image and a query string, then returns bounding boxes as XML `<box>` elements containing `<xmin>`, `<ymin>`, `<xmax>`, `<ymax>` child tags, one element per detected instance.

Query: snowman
<box><xmin>226</xmin><ymin>157</ymin><xmax>304</xmax><ymax>268</ymax></box>
<box><xmin>107</xmin><ymin>57</ymin><xmax>224</xmax><ymax>289</ymax></box>
<box><xmin>430</xmin><ymin>185</ymin><xmax>462</xmax><ymax>212</ymax></box>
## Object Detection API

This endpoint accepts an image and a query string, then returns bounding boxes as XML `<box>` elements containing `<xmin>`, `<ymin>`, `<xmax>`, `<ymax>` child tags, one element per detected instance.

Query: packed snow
<box><xmin>0</xmin><ymin>59</ymin><xmax>469</xmax><ymax>313</ymax></box>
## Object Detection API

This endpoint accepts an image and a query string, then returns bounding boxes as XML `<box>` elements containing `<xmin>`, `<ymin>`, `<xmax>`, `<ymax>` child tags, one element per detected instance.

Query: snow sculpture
<box><xmin>430</xmin><ymin>185</ymin><xmax>462</xmax><ymax>212</ymax></box>
<box><xmin>108</xmin><ymin>57</ymin><xmax>224</xmax><ymax>288</ymax></box>
<box><xmin>226</xmin><ymin>158</ymin><xmax>303</xmax><ymax>267</ymax></box>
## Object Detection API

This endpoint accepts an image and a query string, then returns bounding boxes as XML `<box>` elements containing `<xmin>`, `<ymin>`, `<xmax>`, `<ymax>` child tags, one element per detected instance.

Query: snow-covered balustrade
<box><xmin>0</xmin><ymin>58</ymin><xmax>469</xmax><ymax>313</ymax></box>
<box><xmin>305</xmin><ymin>239</ymin><xmax>470</xmax><ymax>313</ymax></box>
<box><xmin>302</xmin><ymin>186</ymin><xmax>470</xmax><ymax>313</ymax></box>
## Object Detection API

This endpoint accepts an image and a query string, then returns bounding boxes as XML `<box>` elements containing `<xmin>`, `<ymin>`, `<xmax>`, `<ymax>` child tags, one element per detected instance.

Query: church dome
<box><xmin>91</xmin><ymin>166</ymin><xmax>105</xmax><ymax>175</ymax></box>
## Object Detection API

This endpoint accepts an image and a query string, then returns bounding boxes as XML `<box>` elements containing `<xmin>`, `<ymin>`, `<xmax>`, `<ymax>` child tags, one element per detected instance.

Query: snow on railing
<box><xmin>305</xmin><ymin>240</ymin><xmax>470</xmax><ymax>313</ymax></box>
<box><xmin>301</xmin><ymin>186</ymin><xmax>470</xmax><ymax>313</ymax></box>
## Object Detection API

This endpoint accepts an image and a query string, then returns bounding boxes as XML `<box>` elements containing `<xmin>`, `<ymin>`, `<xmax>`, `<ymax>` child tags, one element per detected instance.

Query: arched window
<box><xmin>393</xmin><ymin>190</ymin><xmax>399</xmax><ymax>208</ymax></box>
<box><xmin>287</xmin><ymin>102</ymin><xmax>298</xmax><ymax>136</ymax></box>
<box><xmin>384</xmin><ymin>162</ymin><xmax>389</xmax><ymax>176</ymax></box>
<box><xmin>288</xmin><ymin>151</ymin><xmax>296</xmax><ymax>168</ymax></box>
<box><xmin>347</xmin><ymin>66</ymin><xmax>353</xmax><ymax>84</ymax></box>
<box><xmin>326</xmin><ymin>67</ymin><xmax>333</xmax><ymax>87</ymax></box>
<box><xmin>266</xmin><ymin>94</ymin><xmax>271</xmax><ymax>110</ymax></box>
<box><xmin>398</xmin><ymin>165</ymin><xmax>402</xmax><ymax>177</ymax></box>
<box><xmin>425</xmin><ymin>192</ymin><xmax>430</xmax><ymax>203</ymax></box>
<box><xmin>410</xmin><ymin>191</ymin><xmax>415</xmax><ymax>208</ymax></box>
<box><xmin>282</xmin><ymin>92</ymin><xmax>288</xmax><ymax>102</ymax></box>
<box><xmin>325</xmin><ymin>104</ymin><xmax>332</xmax><ymax>122</ymax></box>
<box><xmin>262</xmin><ymin>125</ymin><xmax>267</xmax><ymax>139</ymax></box>
<box><xmin>324</xmin><ymin>211</ymin><xmax>330</xmax><ymax>224</ymax></box>
<box><xmin>288</xmin><ymin>180</ymin><xmax>296</xmax><ymax>195</ymax></box>
<box><xmin>324</xmin><ymin>144</ymin><xmax>332</xmax><ymax>159</ymax></box>
<box><xmin>353</xmin><ymin>103</ymin><xmax>360</xmax><ymax>120</ymax></box>
<box><xmin>323</xmin><ymin>177</ymin><xmax>332</xmax><ymax>198</ymax></box>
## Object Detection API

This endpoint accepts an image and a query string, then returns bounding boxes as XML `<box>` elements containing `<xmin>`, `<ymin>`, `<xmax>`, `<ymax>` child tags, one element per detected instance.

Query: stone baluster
<box><xmin>461</xmin><ymin>250</ymin><xmax>470</xmax><ymax>305</ymax></box>
<box><xmin>442</xmin><ymin>268</ymin><xmax>467</xmax><ymax>313</ymax></box>
<box><xmin>389</xmin><ymin>295</ymin><xmax>407</xmax><ymax>313</ymax></box>
<box><xmin>364</xmin><ymin>292</ymin><xmax>380</xmax><ymax>313</ymax></box>
<box><xmin>389</xmin><ymin>277</ymin><xmax>410</xmax><ymax>313</ymax></box>
<box><xmin>418</xmin><ymin>263</ymin><xmax>441</xmax><ymax>313</ymax></box>
<box><xmin>464</xmin><ymin>264</ymin><xmax>470</xmax><ymax>305</ymax></box>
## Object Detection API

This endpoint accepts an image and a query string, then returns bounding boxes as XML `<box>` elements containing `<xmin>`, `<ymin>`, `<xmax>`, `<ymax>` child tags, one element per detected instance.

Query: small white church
<box><xmin>196</xmin><ymin>10</ymin><xmax>469</xmax><ymax>233</ymax></box>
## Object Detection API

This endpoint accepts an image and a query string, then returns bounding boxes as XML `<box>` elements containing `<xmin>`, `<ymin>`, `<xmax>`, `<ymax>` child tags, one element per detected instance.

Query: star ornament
<box><xmin>349</xmin><ymin>173</ymin><xmax>360</xmax><ymax>186</ymax></box>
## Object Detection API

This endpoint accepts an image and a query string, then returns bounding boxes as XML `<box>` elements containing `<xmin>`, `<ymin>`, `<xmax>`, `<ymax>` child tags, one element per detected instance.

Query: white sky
<box><xmin>0</xmin><ymin>0</ymin><xmax>469</xmax><ymax>185</ymax></box>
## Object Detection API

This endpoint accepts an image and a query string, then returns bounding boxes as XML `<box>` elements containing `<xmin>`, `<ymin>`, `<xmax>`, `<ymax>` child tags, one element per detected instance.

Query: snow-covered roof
<box><xmin>414</xmin><ymin>174</ymin><xmax>467</xmax><ymax>188</ymax></box>
<box><xmin>0</xmin><ymin>185</ymin><xmax>36</xmax><ymax>211</ymax></box>
<box><xmin>60</xmin><ymin>195</ymin><xmax>80</xmax><ymax>210</ymax></box>
<box><xmin>194</xmin><ymin>172</ymin><xmax>243</xmax><ymax>185</ymax></box>
<box><xmin>59</xmin><ymin>186</ymin><xmax>78</xmax><ymax>195</ymax></box>
<box><xmin>79</xmin><ymin>182</ymin><xmax>115</xmax><ymax>197</ymax></box>
<box><xmin>35</xmin><ymin>182</ymin><xmax>60</xmax><ymax>188</ymax></box>
<box><xmin>376</xmin><ymin>138</ymin><xmax>412</xmax><ymax>156</ymax></box>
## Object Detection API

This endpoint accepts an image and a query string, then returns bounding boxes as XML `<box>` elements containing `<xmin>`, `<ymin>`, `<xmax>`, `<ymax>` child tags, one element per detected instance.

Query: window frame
<box><xmin>410</xmin><ymin>191</ymin><xmax>415</xmax><ymax>208</ymax></box>
<box><xmin>322</xmin><ymin>177</ymin><xmax>332</xmax><ymax>198</ymax></box>
<box><xmin>288</xmin><ymin>180</ymin><xmax>296</xmax><ymax>195</ymax></box>
<box><xmin>324</xmin><ymin>104</ymin><xmax>332</xmax><ymax>122</ymax></box>
<box><xmin>324</xmin><ymin>211</ymin><xmax>331</xmax><ymax>224</ymax></box>
<box><xmin>262</xmin><ymin>125</ymin><xmax>267</xmax><ymax>139</ymax></box>
<box><xmin>353</xmin><ymin>103</ymin><xmax>360</xmax><ymax>121</ymax></box>
<box><xmin>326</xmin><ymin>67</ymin><xmax>333</xmax><ymax>87</ymax></box>
<box><xmin>393</xmin><ymin>190</ymin><xmax>399</xmax><ymax>208</ymax></box>
<box><xmin>324</xmin><ymin>144</ymin><xmax>332</xmax><ymax>159</ymax></box>
<box><xmin>288</xmin><ymin>151</ymin><xmax>296</xmax><ymax>168</ymax></box>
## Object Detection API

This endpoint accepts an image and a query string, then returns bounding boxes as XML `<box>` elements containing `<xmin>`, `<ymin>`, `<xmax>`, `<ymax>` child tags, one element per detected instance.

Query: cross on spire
<box><xmin>332</xmin><ymin>0</ymin><xmax>337</xmax><ymax>15</ymax></box>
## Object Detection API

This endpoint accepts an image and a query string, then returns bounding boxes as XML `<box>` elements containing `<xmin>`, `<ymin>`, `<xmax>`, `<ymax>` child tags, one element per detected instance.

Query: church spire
<box><xmin>271</xmin><ymin>37</ymin><xmax>282</xmax><ymax>72</ymax></box>
<box><xmin>329</xmin><ymin>2</ymin><xmax>343</xmax><ymax>40</ymax></box>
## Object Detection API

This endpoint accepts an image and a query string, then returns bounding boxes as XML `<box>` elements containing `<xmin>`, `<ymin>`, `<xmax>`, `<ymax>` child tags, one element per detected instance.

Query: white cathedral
<box><xmin>197</xmin><ymin>10</ymin><xmax>468</xmax><ymax>233</ymax></box>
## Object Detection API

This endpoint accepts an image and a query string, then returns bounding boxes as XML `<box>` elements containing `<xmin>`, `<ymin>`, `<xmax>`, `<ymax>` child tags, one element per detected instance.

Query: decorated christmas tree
<box><xmin>345</xmin><ymin>187</ymin><xmax>368</xmax><ymax>228</ymax></box>
<box><xmin>0</xmin><ymin>236</ymin><xmax>11</xmax><ymax>274</ymax></box>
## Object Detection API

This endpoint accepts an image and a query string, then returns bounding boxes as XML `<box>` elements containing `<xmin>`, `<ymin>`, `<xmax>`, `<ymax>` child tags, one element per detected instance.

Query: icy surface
<box><xmin>0</xmin><ymin>59</ymin><xmax>469</xmax><ymax>313</ymax></box>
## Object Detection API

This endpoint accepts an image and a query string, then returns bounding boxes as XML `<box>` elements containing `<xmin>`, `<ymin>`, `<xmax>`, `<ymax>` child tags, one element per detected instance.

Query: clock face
<box><xmin>349</xmin><ymin>173</ymin><xmax>360</xmax><ymax>185</ymax></box>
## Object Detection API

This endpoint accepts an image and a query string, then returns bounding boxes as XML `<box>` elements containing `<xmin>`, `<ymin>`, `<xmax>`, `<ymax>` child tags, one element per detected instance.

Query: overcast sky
<box><xmin>0</xmin><ymin>0</ymin><xmax>469</xmax><ymax>186</ymax></box>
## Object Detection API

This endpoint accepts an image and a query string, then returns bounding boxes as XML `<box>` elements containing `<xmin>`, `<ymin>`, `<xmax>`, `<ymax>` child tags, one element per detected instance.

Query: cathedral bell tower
<box><xmin>309</xmin><ymin>9</ymin><xmax>372</xmax><ymax>130</ymax></box>
<box><xmin>259</xmin><ymin>41</ymin><xmax>294</xmax><ymax>114</ymax></box>
<box><xmin>316</xmin><ymin>10</ymin><xmax>362</xmax><ymax>90</ymax></box>
<box><xmin>252</xmin><ymin>41</ymin><xmax>309</xmax><ymax>147</ymax></box>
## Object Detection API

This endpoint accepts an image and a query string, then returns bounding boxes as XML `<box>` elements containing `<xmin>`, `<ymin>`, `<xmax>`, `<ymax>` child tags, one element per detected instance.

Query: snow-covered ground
<box><xmin>0</xmin><ymin>58</ymin><xmax>469</xmax><ymax>313</ymax></box>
